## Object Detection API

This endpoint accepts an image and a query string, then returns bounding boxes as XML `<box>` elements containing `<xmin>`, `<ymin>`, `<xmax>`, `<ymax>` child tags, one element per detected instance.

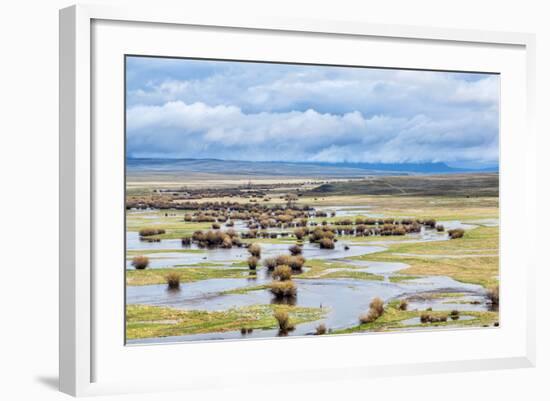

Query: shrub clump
<box><xmin>423</xmin><ymin>219</ymin><xmax>436</xmax><ymax>229</ymax></box>
<box><xmin>289</xmin><ymin>244</ymin><xmax>303</xmax><ymax>255</ymax></box>
<box><xmin>192</xmin><ymin>230</ymin><xmax>236</xmax><ymax>248</ymax></box>
<box><xmin>398</xmin><ymin>299</ymin><xmax>408</xmax><ymax>311</ymax></box>
<box><xmin>268</xmin><ymin>281</ymin><xmax>297</xmax><ymax>299</ymax></box>
<box><xmin>263</xmin><ymin>257</ymin><xmax>277</xmax><ymax>270</ymax></box>
<box><xmin>248</xmin><ymin>243</ymin><xmax>261</xmax><ymax>258</ymax></box>
<box><xmin>273</xmin><ymin>309</ymin><xmax>294</xmax><ymax>333</ymax></box>
<box><xmin>275</xmin><ymin>255</ymin><xmax>291</xmax><ymax>267</ymax></box>
<box><xmin>247</xmin><ymin>256</ymin><xmax>259</xmax><ymax>270</ymax></box>
<box><xmin>288</xmin><ymin>255</ymin><xmax>305</xmax><ymax>271</ymax></box>
<box><xmin>420</xmin><ymin>313</ymin><xmax>448</xmax><ymax>323</ymax></box>
<box><xmin>139</xmin><ymin>228</ymin><xmax>166</xmax><ymax>237</ymax></box>
<box><xmin>294</xmin><ymin>228</ymin><xmax>306</xmax><ymax>240</ymax></box>
<box><xmin>315</xmin><ymin>323</ymin><xmax>327</xmax><ymax>335</ymax></box>
<box><xmin>448</xmin><ymin>228</ymin><xmax>465</xmax><ymax>239</ymax></box>
<box><xmin>486</xmin><ymin>285</ymin><xmax>499</xmax><ymax>306</ymax></box>
<box><xmin>131</xmin><ymin>255</ymin><xmax>149</xmax><ymax>270</ymax></box>
<box><xmin>359</xmin><ymin>297</ymin><xmax>385</xmax><ymax>324</ymax></box>
<box><xmin>309</xmin><ymin>227</ymin><xmax>335</xmax><ymax>243</ymax></box>
<box><xmin>165</xmin><ymin>272</ymin><xmax>181</xmax><ymax>290</ymax></box>
<box><xmin>436</xmin><ymin>224</ymin><xmax>445</xmax><ymax>232</ymax></box>
<box><xmin>272</xmin><ymin>265</ymin><xmax>292</xmax><ymax>281</ymax></box>
<box><xmin>319</xmin><ymin>238</ymin><xmax>335</xmax><ymax>249</ymax></box>
<box><xmin>450</xmin><ymin>310</ymin><xmax>460</xmax><ymax>320</ymax></box>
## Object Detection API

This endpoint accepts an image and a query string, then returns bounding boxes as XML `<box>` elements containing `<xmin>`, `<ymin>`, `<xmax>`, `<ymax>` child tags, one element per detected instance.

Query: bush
<box><xmin>486</xmin><ymin>285</ymin><xmax>499</xmax><ymax>306</ymax></box>
<box><xmin>273</xmin><ymin>265</ymin><xmax>292</xmax><ymax>281</ymax></box>
<box><xmin>273</xmin><ymin>309</ymin><xmax>294</xmax><ymax>332</ymax></box>
<box><xmin>247</xmin><ymin>256</ymin><xmax>259</xmax><ymax>270</ymax></box>
<box><xmin>263</xmin><ymin>257</ymin><xmax>277</xmax><ymax>270</ymax></box>
<box><xmin>221</xmin><ymin>236</ymin><xmax>233</xmax><ymax>248</ymax></box>
<box><xmin>192</xmin><ymin>230</ymin><xmax>236</xmax><ymax>248</ymax></box>
<box><xmin>315</xmin><ymin>323</ymin><xmax>327</xmax><ymax>335</ymax></box>
<box><xmin>139</xmin><ymin>228</ymin><xmax>166</xmax><ymax>237</ymax></box>
<box><xmin>131</xmin><ymin>255</ymin><xmax>149</xmax><ymax>270</ymax></box>
<box><xmin>212</xmin><ymin>223</ymin><xmax>220</xmax><ymax>229</ymax></box>
<box><xmin>359</xmin><ymin>297</ymin><xmax>385</xmax><ymax>323</ymax></box>
<box><xmin>309</xmin><ymin>227</ymin><xmax>334</xmax><ymax>243</ymax></box>
<box><xmin>392</xmin><ymin>226</ymin><xmax>407</xmax><ymax>236</ymax></box>
<box><xmin>275</xmin><ymin>255</ymin><xmax>291</xmax><ymax>267</ymax></box>
<box><xmin>248</xmin><ymin>243</ymin><xmax>261</xmax><ymax>258</ymax></box>
<box><xmin>398</xmin><ymin>299</ymin><xmax>408</xmax><ymax>311</ymax></box>
<box><xmin>420</xmin><ymin>313</ymin><xmax>431</xmax><ymax>323</ymax></box>
<box><xmin>436</xmin><ymin>225</ymin><xmax>444</xmax><ymax>232</ymax></box>
<box><xmin>166</xmin><ymin>272</ymin><xmax>181</xmax><ymax>289</ymax></box>
<box><xmin>268</xmin><ymin>281</ymin><xmax>297</xmax><ymax>298</ymax></box>
<box><xmin>294</xmin><ymin>228</ymin><xmax>306</xmax><ymax>240</ymax></box>
<box><xmin>181</xmin><ymin>237</ymin><xmax>191</xmax><ymax>246</ymax></box>
<box><xmin>450</xmin><ymin>310</ymin><xmax>460</xmax><ymax>320</ymax></box>
<box><xmin>319</xmin><ymin>238</ymin><xmax>335</xmax><ymax>249</ymax></box>
<box><xmin>359</xmin><ymin>311</ymin><xmax>377</xmax><ymax>324</ymax></box>
<box><xmin>289</xmin><ymin>244</ymin><xmax>303</xmax><ymax>255</ymax></box>
<box><xmin>288</xmin><ymin>255</ymin><xmax>306</xmax><ymax>271</ymax></box>
<box><xmin>225</xmin><ymin>229</ymin><xmax>238</xmax><ymax>238</ymax></box>
<box><xmin>448</xmin><ymin>228</ymin><xmax>465</xmax><ymax>239</ymax></box>
<box><xmin>192</xmin><ymin>230</ymin><xmax>206</xmax><ymax>242</ymax></box>
<box><xmin>420</xmin><ymin>313</ymin><xmax>448</xmax><ymax>323</ymax></box>
<box><xmin>423</xmin><ymin>219</ymin><xmax>436</xmax><ymax>228</ymax></box>
<box><xmin>370</xmin><ymin>297</ymin><xmax>384</xmax><ymax>316</ymax></box>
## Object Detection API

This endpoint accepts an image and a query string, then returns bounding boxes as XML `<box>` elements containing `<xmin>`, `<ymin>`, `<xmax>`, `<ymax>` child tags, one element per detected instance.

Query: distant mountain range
<box><xmin>126</xmin><ymin>158</ymin><xmax>498</xmax><ymax>177</ymax></box>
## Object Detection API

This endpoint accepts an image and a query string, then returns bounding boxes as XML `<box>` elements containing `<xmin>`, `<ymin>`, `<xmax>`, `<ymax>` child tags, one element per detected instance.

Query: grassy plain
<box><xmin>126</xmin><ymin>172</ymin><xmax>499</xmax><ymax>339</ymax></box>
<box><xmin>126</xmin><ymin>267</ymin><xmax>249</xmax><ymax>286</ymax></box>
<box><xmin>126</xmin><ymin>304</ymin><xmax>326</xmax><ymax>339</ymax></box>
<box><xmin>333</xmin><ymin>301</ymin><xmax>498</xmax><ymax>334</ymax></box>
<box><xmin>356</xmin><ymin>226</ymin><xmax>499</xmax><ymax>288</ymax></box>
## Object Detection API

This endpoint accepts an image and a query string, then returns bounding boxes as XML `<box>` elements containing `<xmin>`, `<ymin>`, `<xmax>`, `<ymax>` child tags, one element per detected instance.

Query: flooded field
<box><xmin>125</xmin><ymin>195</ymin><xmax>500</xmax><ymax>344</ymax></box>
<box><xmin>124</xmin><ymin>56</ymin><xmax>500</xmax><ymax>344</ymax></box>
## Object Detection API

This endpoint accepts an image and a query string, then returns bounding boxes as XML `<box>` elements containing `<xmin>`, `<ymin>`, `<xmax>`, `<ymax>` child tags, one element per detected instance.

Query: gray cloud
<box><xmin>126</xmin><ymin>58</ymin><xmax>499</xmax><ymax>165</ymax></box>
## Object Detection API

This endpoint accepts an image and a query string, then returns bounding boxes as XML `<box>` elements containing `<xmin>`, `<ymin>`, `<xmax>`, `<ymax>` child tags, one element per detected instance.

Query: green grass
<box><xmin>341</xmin><ymin>235</ymin><xmax>418</xmax><ymax>243</ymax></box>
<box><xmin>354</xmin><ymin>226</ymin><xmax>499</xmax><ymax>288</ymax></box>
<box><xmin>126</xmin><ymin>304</ymin><xmax>326</xmax><ymax>339</ymax></box>
<box><xmin>378</xmin><ymin>225</ymin><xmax>498</xmax><ymax>256</ymax></box>
<box><xmin>127</xmin><ymin>210</ymin><xmax>213</xmax><ymax>239</ymax></box>
<box><xmin>126</xmin><ymin>248</ymin><xmax>204</xmax><ymax>257</ymax></box>
<box><xmin>126</xmin><ymin>267</ymin><xmax>250</xmax><ymax>286</ymax></box>
<box><xmin>332</xmin><ymin>301</ymin><xmax>498</xmax><ymax>334</ymax></box>
<box><xmin>305</xmin><ymin>195</ymin><xmax>498</xmax><ymax>222</ymax></box>
<box><xmin>306</xmin><ymin>174</ymin><xmax>498</xmax><ymax>197</ymax></box>
<box><xmin>419</xmin><ymin>292</ymin><xmax>468</xmax><ymax>299</ymax></box>
<box><xmin>219</xmin><ymin>284</ymin><xmax>269</xmax><ymax>295</ymax></box>
<box><xmin>299</xmin><ymin>259</ymin><xmax>384</xmax><ymax>281</ymax></box>
<box><xmin>388</xmin><ymin>275</ymin><xmax>421</xmax><ymax>283</ymax></box>
<box><xmin>320</xmin><ymin>270</ymin><xmax>384</xmax><ymax>281</ymax></box>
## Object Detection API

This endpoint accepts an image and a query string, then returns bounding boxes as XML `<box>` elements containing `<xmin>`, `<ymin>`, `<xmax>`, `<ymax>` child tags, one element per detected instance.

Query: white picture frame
<box><xmin>59</xmin><ymin>4</ymin><xmax>536</xmax><ymax>397</ymax></box>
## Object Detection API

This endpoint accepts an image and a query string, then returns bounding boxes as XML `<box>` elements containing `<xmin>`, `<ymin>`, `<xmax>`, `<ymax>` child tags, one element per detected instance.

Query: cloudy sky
<box><xmin>126</xmin><ymin>56</ymin><xmax>499</xmax><ymax>168</ymax></box>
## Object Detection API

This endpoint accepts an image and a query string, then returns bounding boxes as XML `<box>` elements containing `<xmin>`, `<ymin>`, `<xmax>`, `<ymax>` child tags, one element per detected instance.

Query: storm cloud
<box><xmin>126</xmin><ymin>57</ymin><xmax>499</xmax><ymax>167</ymax></box>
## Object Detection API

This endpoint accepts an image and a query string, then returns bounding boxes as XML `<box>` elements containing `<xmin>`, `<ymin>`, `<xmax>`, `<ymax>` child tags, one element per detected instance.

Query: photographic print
<box><xmin>125</xmin><ymin>56</ymin><xmax>499</xmax><ymax>344</ymax></box>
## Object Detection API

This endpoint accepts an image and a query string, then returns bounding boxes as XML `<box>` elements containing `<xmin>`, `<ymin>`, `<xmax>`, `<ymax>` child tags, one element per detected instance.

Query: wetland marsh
<box><xmin>125</xmin><ymin>171</ymin><xmax>499</xmax><ymax>344</ymax></box>
<box><xmin>124</xmin><ymin>56</ymin><xmax>500</xmax><ymax>344</ymax></box>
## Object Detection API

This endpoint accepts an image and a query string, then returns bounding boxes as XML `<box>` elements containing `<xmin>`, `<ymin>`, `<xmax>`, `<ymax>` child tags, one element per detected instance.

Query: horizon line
<box><xmin>125</xmin><ymin>157</ymin><xmax>499</xmax><ymax>170</ymax></box>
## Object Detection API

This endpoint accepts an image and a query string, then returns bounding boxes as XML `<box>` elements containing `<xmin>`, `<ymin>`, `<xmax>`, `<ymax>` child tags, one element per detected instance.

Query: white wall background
<box><xmin>0</xmin><ymin>0</ymin><xmax>547</xmax><ymax>400</ymax></box>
